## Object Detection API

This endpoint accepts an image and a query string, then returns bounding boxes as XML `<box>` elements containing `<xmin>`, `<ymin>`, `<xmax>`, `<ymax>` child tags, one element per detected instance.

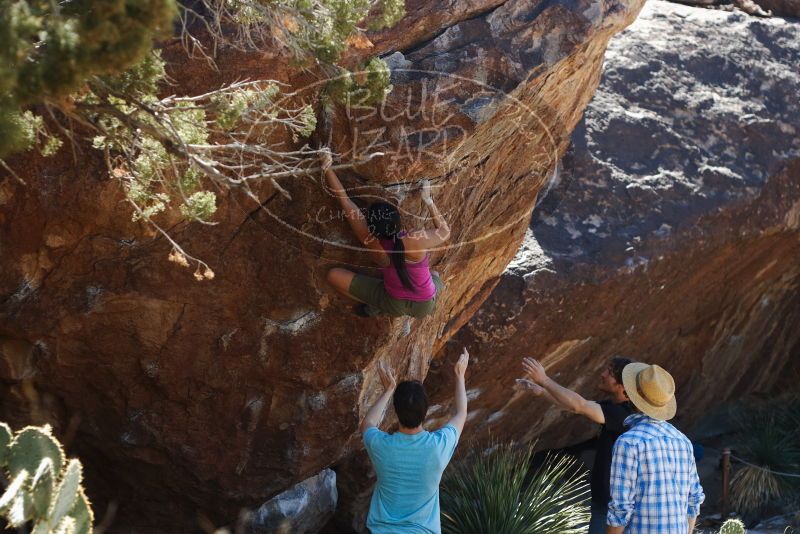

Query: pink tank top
<box><xmin>379</xmin><ymin>237</ymin><xmax>437</xmax><ymax>301</ymax></box>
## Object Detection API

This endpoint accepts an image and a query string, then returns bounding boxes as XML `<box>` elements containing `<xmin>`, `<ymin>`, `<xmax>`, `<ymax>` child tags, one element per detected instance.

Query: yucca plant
<box><xmin>730</xmin><ymin>420</ymin><xmax>800</xmax><ymax>516</ymax></box>
<box><xmin>778</xmin><ymin>396</ymin><xmax>800</xmax><ymax>443</ymax></box>
<box><xmin>441</xmin><ymin>443</ymin><xmax>589</xmax><ymax>534</ymax></box>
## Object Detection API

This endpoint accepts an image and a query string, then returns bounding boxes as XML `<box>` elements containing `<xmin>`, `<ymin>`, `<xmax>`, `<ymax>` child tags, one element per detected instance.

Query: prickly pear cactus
<box><xmin>0</xmin><ymin>423</ymin><xmax>12</xmax><ymax>465</ymax></box>
<box><xmin>719</xmin><ymin>518</ymin><xmax>746</xmax><ymax>534</ymax></box>
<box><xmin>7</xmin><ymin>426</ymin><xmax>64</xmax><ymax>478</ymax></box>
<box><xmin>0</xmin><ymin>424</ymin><xmax>94</xmax><ymax>534</ymax></box>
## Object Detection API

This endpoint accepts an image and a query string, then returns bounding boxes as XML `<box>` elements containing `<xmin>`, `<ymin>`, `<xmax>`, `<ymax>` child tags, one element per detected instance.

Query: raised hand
<box><xmin>522</xmin><ymin>357</ymin><xmax>548</xmax><ymax>385</ymax></box>
<box><xmin>377</xmin><ymin>361</ymin><xmax>397</xmax><ymax>392</ymax></box>
<box><xmin>454</xmin><ymin>347</ymin><xmax>469</xmax><ymax>379</ymax></box>
<box><xmin>319</xmin><ymin>147</ymin><xmax>333</xmax><ymax>171</ymax></box>
<box><xmin>421</xmin><ymin>179</ymin><xmax>433</xmax><ymax>205</ymax></box>
<box><xmin>514</xmin><ymin>378</ymin><xmax>545</xmax><ymax>397</ymax></box>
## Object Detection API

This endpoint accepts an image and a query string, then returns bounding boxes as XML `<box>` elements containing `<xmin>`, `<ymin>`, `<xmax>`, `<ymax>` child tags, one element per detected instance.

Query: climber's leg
<box><xmin>348</xmin><ymin>273</ymin><xmax>409</xmax><ymax>317</ymax></box>
<box><xmin>328</xmin><ymin>268</ymin><xmax>391</xmax><ymax>314</ymax></box>
<box><xmin>327</xmin><ymin>268</ymin><xmax>364</xmax><ymax>302</ymax></box>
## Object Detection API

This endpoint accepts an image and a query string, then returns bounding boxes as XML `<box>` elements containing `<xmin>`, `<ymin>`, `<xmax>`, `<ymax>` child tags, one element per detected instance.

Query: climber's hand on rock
<box><xmin>421</xmin><ymin>179</ymin><xmax>433</xmax><ymax>205</ymax></box>
<box><xmin>454</xmin><ymin>347</ymin><xmax>469</xmax><ymax>380</ymax></box>
<box><xmin>522</xmin><ymin>357</ymin><xmax>547</xmax><ymax>384</ymax></box>
<box><xmin>377</xmin><ymin>361</ymin><xmax>396</xmax><ymax>391</ymax></box>
<box><xmin>514</xmin><ymin>378</ymin><xmax>545</xmax><ymax>396</ymax></box>
<box><xmin>320</xmin><ymin>148</ymin><xmax>333</xmax><ymax>171</ymax></box>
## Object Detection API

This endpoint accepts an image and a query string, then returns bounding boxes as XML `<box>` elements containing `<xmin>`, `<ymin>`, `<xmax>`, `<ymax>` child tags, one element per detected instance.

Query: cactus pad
<box><xmin>7</xmin><ymin>427</ymin><xmax>65</xmax><ymax>479</ymax></box>
<box><xmin>6</xmin><ymin>490</ymin><xmax>33</xmax><ymax>527</ymax></box>
<box><xmin>0</xmin><ymin>424</ymin><xmax>93</xmax><ymax>533</ymax></box>
<box><xmin>31</xmin><ymin>458</ymin><xmax>55</xmax><ymax>520</ymax></box>
<box><xmin>0</xmin><ymin>423</ymin><xmax>12</xmax><ymax>466</ymax></box>
<box><xmin>49</xmin><ymin>459</ymin><xmax>82</xmax><ymax>526</ymax></box>
<box><xmin>0</xmin><ymin>469</ymin><xmax>29</xmax><ymax>513</ymax></box>
<box><xmin>70</xmin><ymin>488</ymin><xmax>94</xmax><ymax>534</ymax></box>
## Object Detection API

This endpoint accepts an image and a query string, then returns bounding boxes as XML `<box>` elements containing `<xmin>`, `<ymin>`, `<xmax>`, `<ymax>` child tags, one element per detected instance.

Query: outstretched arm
<box><xmin>447</xmin><ymin>348</ymin><xmax>469</xmax><ymax>435</ymax></box>
<box><xmin>406</xmin><ymin>180</ymin><xmax>450</xmax><ymax>251</ymax></box>
<box><xmin>321</xmin><ymin>150</ymin><xmax>388</xmax><ymax>265</ymax></box>
<box><xmin>321</xmin><ymin>150</ymin><xmax>369</xmax><ymax>241</ymax></box>
<box><xmin>522</xmin><ymin>358</ymin><xmax>605</xmax><ymax>424</ymax></box>
<box><xmin>360</xmin><ymin>362</ymin><xmax>397</xmax><ymax>434</ymax></box>
<box><xmin>514</xmin><ymin>378</ymin><xmax>559</xmax><ymax>405</ymax></box>
<box><xmin>423</xmin><ymin>180</ymin><xmax>450</xmax><ymax>240</ymax></box>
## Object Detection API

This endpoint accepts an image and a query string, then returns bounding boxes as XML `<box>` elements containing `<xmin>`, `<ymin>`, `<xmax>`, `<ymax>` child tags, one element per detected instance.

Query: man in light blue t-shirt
<box><xmin>360</xmin><ymin>348</ymin><xmax>469</xmax><ymax>534</ymax></box>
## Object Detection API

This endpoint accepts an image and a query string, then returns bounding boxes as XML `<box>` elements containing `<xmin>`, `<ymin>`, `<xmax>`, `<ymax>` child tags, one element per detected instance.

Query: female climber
<box><xmin>320</xmin><ymin>149</ymin><xmax>450</xmax><ymax>318</ymax></box>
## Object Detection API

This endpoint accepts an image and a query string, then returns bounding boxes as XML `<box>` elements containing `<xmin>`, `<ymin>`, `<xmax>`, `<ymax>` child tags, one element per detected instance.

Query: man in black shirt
<box><xmin>520</xmin><ymin>356</ymin><xmax>633</xmax><ymax>534</ymax></box>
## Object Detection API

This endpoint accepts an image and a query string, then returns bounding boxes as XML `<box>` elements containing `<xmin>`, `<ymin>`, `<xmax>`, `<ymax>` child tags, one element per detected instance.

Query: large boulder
<box><xmin>249</xmin><ymin>469</ymin><xmax>337</xmax><ymax>534</ymax></box>
<box><xmin>0</xmin><ymin>0</ymin><xmax>645</xmax><ymax>530</ymax></box>
<box><xmin>672</xmin><ymin>0</ymin><xmax>800</xmax><ymax>18</ymax></box>
<box><xmin>435</xmin><ymin>0</ymin><xmax>800</xmax><ymax>453</ymax></box>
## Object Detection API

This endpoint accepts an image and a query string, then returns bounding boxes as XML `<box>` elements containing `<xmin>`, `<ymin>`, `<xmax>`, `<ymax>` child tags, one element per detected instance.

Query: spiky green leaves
<box><xmin>0</xmin><ymin>424</ymin><xmax>94</xmax><ymax>533</ymax></box>
<box><xmin>730</xmin><ymin>395</ymin><xmax>800</xmax><ymax>515</ymax></box>
<box><xmin>441</xmin><ymin>443</ymin><xmax>590</xmax><ymax>534</ymax></box>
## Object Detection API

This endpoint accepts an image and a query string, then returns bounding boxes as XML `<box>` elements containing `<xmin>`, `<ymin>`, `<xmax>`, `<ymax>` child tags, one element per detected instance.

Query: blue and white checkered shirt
<box><xmin>607</xmin><ymin>414</ymin><xmax>705</xmax><ymax>534</ymax></box>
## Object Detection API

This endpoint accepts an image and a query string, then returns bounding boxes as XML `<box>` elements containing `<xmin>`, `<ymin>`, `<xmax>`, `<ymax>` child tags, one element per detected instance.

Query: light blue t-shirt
<box><xmin>363</xmin><ymin>424</ymin><xmax>460</xmax><ymax>534</ymax></box>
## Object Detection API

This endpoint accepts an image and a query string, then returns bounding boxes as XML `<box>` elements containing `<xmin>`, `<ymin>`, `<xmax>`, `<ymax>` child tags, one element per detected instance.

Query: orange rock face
<box><xmin>1</xmin><ymin>0</ymin><xmax>728</xmax><ymax>530</ymax></box>
<box><xmin>429</xmin><ymin>0</ymin><xmax>800</xmax><ymax>513</ymax></box>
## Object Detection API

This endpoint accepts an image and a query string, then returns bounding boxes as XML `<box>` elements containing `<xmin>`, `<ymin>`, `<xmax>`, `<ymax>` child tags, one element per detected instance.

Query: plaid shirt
<box><xmin>607</xmin><ymin>414</ymin><xmax>705</xmax><ymax>534</ymax></box>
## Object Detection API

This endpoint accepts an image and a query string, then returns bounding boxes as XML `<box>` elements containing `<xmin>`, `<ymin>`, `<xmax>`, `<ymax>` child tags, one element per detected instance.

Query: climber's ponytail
<box><xmin>366</xmin><ymin>202</ymin><xmax>415</xmax><ymax>292</ymax></box>
<box><xmin>391</xmin><ymin>235</ymin><xmax>414</xmax><ymax>291</ymax></box>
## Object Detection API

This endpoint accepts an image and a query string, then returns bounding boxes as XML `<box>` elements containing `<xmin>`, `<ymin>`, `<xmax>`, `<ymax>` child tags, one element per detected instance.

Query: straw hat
<box><xmin>621</xmin><ymin>363</ymin><xmax>677</xmax><ymax>421</ymax></box>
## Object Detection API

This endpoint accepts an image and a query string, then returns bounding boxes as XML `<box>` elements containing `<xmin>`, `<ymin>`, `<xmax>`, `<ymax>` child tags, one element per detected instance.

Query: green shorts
<box><xmin>348</xmin><ymin>273</ymin><xmax>444</xmax><ymax>318</ymax></box>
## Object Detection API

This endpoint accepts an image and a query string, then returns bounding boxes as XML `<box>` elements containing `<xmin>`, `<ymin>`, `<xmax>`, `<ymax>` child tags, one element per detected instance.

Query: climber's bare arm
<box><xmin>320</xmin><ymin>150</ymin><xmax>389</xmax><ymax>266</ymax></box>
<box><xmin>523</xmin><ymin>357</ymin><xmax>604</xmax><ymax>423</ymax></box>
<box><xmin>514</xmin><ymin>378</ymin><xmax>559</xmax><ymax>405</ymax></box>
<box><xmin>320</xmin><ymin>151</ymin><xmax>367</xmax><ymax>238</ymax></box>
<box><xmin>360</xmin><ymin>362</ymin><xmax>397</xmax><ymax>434</ymax></box>
<box><xmin>405</xmin><ymin>181</ymin><xmax>450</xmax><ymax>252</ymax></box>
<box><xmin>446</xmin><ymin>348</ymin><xmax>469</xmax><ymax>435</ymax></box>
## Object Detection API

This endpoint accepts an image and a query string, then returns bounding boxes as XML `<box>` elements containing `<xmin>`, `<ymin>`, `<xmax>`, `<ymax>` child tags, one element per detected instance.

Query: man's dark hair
<box><xmin>610</xmin><ymin>356</ymin><xmax>633</xmax><ymax>385</ymax></box>
<box><xmin>393</xmin><ymin>380</ymin><xmax>429</xmax><ymax>428</ymax></box>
